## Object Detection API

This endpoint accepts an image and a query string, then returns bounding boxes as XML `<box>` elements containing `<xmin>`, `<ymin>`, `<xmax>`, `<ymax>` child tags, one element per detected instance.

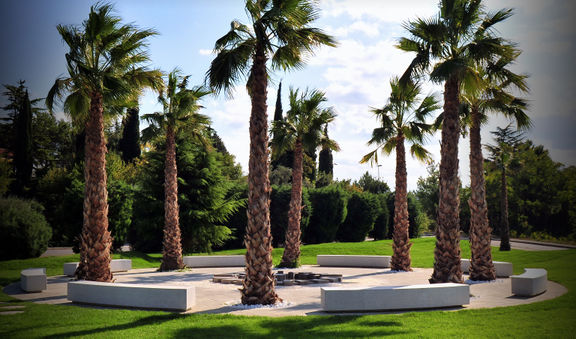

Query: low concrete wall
<box><xmin>63</xmin><ymin>259</ymin><xmax>132</xmax><ymax>276</ymax></box>
<box><xmin>67</xmin><ymin>281</ymin><xmax>194</xmax><ymax>311</ymax></box>
<box><xmin>183</xmin><ymin>255</ymin><xmax>245</xmax><ymax>267</ymax></box>
<box><xmin>321</xmin><ymin>283</ymin><xmax>470</xmax><ymax>312</ymax></box>
<box><xmin>21</xmin><ymin>268</ymin><xmax>46</xmax><ymax>292</ymax></box>
<box><xmin>511</xmin><ymin>268</ymin><xmax>547</xmax><ymax>297</ymax></box>
<box><xmin>461</xmin><ymin>259</ymin><xmax>513</xmax><ymax>277</ymax></box>
<box><xmin>317</xmin><ymin>255</ymin><xmax>391</xmax><ymax>268</ymax></box>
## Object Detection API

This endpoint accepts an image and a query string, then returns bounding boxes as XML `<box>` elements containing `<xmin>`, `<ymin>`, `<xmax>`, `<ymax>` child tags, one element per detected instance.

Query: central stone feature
<box><xmin>212</xmin><ymin>271</ymin><xmax>342</xmax><ymax>286</ymax></box>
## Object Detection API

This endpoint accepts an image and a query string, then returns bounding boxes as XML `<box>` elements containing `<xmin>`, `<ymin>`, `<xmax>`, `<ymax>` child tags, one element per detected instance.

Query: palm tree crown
<box><xmin>361</xmin><ymin>78</ymin><xmax>439</xmax><ymax>165</ymax></box>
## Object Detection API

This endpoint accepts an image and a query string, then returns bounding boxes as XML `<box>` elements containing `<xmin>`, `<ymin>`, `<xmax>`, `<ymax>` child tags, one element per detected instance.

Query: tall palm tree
<box><xmin>142</xmin><ymin>69</ymin><xmax>210</xmax><ymax>271</ymax></box>
<box><xmin>271</xmin><ymin>88</ymin><xmax>336</xmax><ymax>268</ymax></box>
<box><xmin>397</xmin><ymin>0</ymin><xmax>513</xmax><ymax>283</ymax></box>
<box><xmin>46</xmin><ymin>3</ymin><xmax>162</xmax><ymax>281</ymax></box>
<box><xmin>461</xmin><ymin>50</ymin><xmax>530</xmax><ymax>280</ymax></box>
<box><xmin>207</xmin><ymin>0</ymin><xmax>336</xmax><ymax>305</ymax></box>
<box><xmin>485</xmin><ymin>126</ymin><xmax>525</xmax><ymax>251</ymax></box>
<box><xmin>361</xmin><ymin>78</ymin><xmax>439</xmax><ymax>272</ymax></box>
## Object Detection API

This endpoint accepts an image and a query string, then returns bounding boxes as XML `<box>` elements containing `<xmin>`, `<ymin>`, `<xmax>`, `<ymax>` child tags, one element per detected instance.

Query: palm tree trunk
<box><xmin>468</xmin><ymin>108</ymin><xmax>496</xmax><ymax>280</ymax></box>
<box><xmin>160</xmin><ymin>124</ymin><xmax>184</xmax><ymax>271</ymax></box>
<box><xmin>280</xmin><ymin>138</ymin><xmax>304</xmax><ymax>268</ymax></box>
<box><xmin>391</xmin><ymin>134</ymin><xmax>412</xmax><ymax>271</ymax></box>
<box><xmin>75</xmin><ymin>91</ymin><xmax>113</xmax><ymax>282</ymax></box>
<box><xmin>499</xmin><ymin>165</ymin><xmax>511</xmax><ymax>251</ymax></box>
<box><xmin>430</xmin><ymin>75</ymin><xmax>463</xmax><ymax>284</ymax></box>
<box><xmin>242</xmin><ymin>41</ymin><xmax>280</xmax><ymax>305</ymax></box>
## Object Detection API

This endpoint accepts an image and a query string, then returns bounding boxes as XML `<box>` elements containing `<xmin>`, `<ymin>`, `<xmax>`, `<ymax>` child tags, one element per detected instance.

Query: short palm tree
<box><xmin>207</xmin><ymin>0</ymin><xmax>336</xmax><ymax>305</ymax></box>
<box><xmin>461</xmin><ymin>50</ymin><xmax>530</xmax><ymax>280</ymax></box>
<box><xmin>398</xmin><ymin>0</ymin><xmax>513</xmax><ymax>283</ymax></box>
<box><xmin>142</xmin><ymin>69</ymin><xmax>210</xmax><ymax>271</ymax></box>
<box><xmin>46</xmin><ymin>3</ymin><xmax>162</xmax><ymax>281</ymax></box>
<box><xmin>271</xmin><ymin>88</ymin><xmax>336</xmax><ymax>268</ymax></box>
<box><xmin>361</xmin><ymin>78</ymin><xmax>439</xmax><ymax>272</ymax></box>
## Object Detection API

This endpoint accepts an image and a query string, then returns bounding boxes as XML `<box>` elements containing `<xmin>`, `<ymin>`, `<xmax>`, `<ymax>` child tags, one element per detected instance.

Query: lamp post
<box><xmin>377</xmin><ymin>164</ymin><xmax>382</xmax><ymax>180</ymax></box>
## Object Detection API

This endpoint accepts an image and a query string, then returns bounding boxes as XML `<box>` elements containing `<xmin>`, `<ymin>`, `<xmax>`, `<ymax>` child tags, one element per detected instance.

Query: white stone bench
<box><xmin>321</xmin><ymin>283</ymin><xmax>469</xmax><ymax>312</ymax></box>
<box><xmin>511</xmin><ymin>268</ymin><xmax>547</xmax><ymax>297</ymax></box>
<box><xmin>461</xmin><ymin>259</ymin><xmax>513</xmax><ymax>277</ymax></box>
<box><xmin>63</xmin><ymin>259</ymin><xmax>132</xmax><ymax>276</ymax></box>
<box><xmin>67</xmin><ymin>280</ymin><xmax>194</xmax><ymax>311</ymax></box>
<box><xmin>317</xmin><ymin>255</ymin><xmax>391</xmax><ymax>268</ymax></box>
<box><xmin>20</xmin><ymin>268</ymin><xmax>47</xmax><ymax>292</ymax></box>
<box><xmin>183</xmin><ymin>255</ymin><xmax>245</xmax><ymax>267</ymax></box>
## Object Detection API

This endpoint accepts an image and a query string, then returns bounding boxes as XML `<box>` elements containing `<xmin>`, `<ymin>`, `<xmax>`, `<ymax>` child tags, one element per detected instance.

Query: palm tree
<box><xmin>271</xmin><ymin>88</ymin><xmax>336</xmax><ymax>268</ymax></box>
<box><xmin>397</xmin><ymin>0</ymin><xmax>513</xmax><ymax>283</ymax></box>
<box><xmin>461</xmin><ymin>50</ymin><xmax>530</xmax><ymax>280</ymax></box>
<box><xmin>142</xmin><ymin>69</ymin><xmax>210</xmax><ymax>271</ymax></box>
<box><xmin>361</xmin><ymin>78</ymin><xmax>439</xmax><ymax>271</ymax></box>
<box><xmin>485</xmin><ymin>126</ymin><xmax>525</xmax><ymax>251</ymax></box>
<box><xmin>207</xmin><ymin>0</ymin><xmax>336</xmax><ymax>305</ymax></box>
<box><xmin>46</xmin><ymin>3</ymin><xmax>162</xmax><ymax>281</ymax></box>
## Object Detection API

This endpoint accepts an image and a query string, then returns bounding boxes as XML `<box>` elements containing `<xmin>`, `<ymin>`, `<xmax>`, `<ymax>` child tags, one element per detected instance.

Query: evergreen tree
<box><xmin>119</xmin><ymin>106</ymin><xmax>141</xmax><ymax>163</ymax></box>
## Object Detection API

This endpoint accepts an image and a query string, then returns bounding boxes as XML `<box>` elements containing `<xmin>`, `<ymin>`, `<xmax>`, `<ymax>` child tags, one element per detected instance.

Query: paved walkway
<box><xmin>3</xmin><ymin>266</ymin><xmax>567</xmax><ymax>317</ymax></box>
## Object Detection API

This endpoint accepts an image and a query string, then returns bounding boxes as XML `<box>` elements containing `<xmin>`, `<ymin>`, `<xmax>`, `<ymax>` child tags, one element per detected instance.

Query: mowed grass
<box><xmin>0</xmin><ymin>238</ymin><xmax>575</xmax><ymax>338</ymax></box>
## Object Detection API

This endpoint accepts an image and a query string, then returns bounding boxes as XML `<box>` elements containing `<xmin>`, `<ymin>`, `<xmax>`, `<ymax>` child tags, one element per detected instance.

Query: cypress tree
<box><xmin>118</xmin><ymin>106</ymin><xmax>141</xmax><ymax>163</ymax></box>
<box><xmin>13</xmin><ymin>89</ymin><xmax>33</xmax><ymax>195</ymax></box>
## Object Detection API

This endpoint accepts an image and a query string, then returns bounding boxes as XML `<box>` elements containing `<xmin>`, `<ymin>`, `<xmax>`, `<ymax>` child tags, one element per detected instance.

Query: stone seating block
<box><xmin>183</xmin><ymin>255</ymin><xmax>245</xmax><ymax>267</ymax></box>
<box><xmin>317</xmin><ymin>255</ymin><xmax>391</xmax><ymax>268</ymax></box>
<box><xmin>63</xmin><ymin>259</ymin><xmax>132</xmax><ymax>276</ymax></box>
<box><xmin>321</xmin><ymin>283</ymin><xmax>470</xmax><ymax>312</ymax></box>
<box><xmin>20</xmin><ymin>268</ymin><xmax>47</xmax><ymax>292</ymax></box>
<box><xmin>461</xmin><ymin>259</ymin><xmax>513</xmax><ymax>277</ymax></box>
<box><xmin>67</xmin><ymin>281</ymin><xmax>194</xmax><ymax>311</ymax></box>
<box><xmin>511</xmin><ymin>268</ymin><xmax>547</xmax><ymax>297</ymax></box>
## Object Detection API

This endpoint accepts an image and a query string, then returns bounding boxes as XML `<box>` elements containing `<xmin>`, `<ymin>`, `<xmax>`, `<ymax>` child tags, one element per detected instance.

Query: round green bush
<box><xmin>0</xmin><ymin>197</ymin><xmax>52</xmax><ymax>260</ymax></box>
<box><xmin>303</xmin><ymin>185</ymin><xmax>347</xmax><ymax>244</ymax></box>
<box><xmin>270</xmin><ymin>185</ymin><xmax>311</xmax><ymax>247</ymax></box>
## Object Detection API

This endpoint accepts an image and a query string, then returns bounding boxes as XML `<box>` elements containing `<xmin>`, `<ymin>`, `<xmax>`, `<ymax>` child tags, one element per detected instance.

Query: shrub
<box><xmin>370</xmin><ymin>193</ymin><xmax>390</xmax><ymax>240</ymax></box>
<box><xmin>219</xmin><ymin>182</ymin><xmax>248</xmax><ymax>250</ymax></box>
<box><xmin>337</xmin><ymin>192</ymin><xmax>380</xmax><ymax>242</ymax></box>
<box><xmin>0</xmin><ymin>197</ymin><xmax>52</xmax><ymax>259</ymax></box>
<box><xmin>303</xmin><ymin>185</ymin><xmax>347</xmax><ymax>244</ymax></box>
<box><xmin>270</xmin><ymin>185</ymin><xmax>311</xmax><ymax>247</ymax></box>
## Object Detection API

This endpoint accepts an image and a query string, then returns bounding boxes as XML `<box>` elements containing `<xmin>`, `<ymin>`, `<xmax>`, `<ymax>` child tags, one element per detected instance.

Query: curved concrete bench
<box><xmin>461</xmin><ymin>259</ymin><xmax>513</xmax><ymax>277</ymax></box>
<box><xmin>67</xmin><ymin>280</ymin><xmax>194</xmax><ymax>311</ymax></box>
<box><xmin>317</xmin><ymin>255</ymin><xmax>391</xmax><ymax>268</ymax></box>
<box><xmin>321</xmin><ymin>283</ymin><xmax>469</xmax><ymax>311</ymax></box>
<box><xmin>183</xmin><ymin>255</ymin><xmax>245</xmax><ymax>267</ymax></box>
<box><xmin>21</xmin><ymin>268</ymin><xmax>47</xmax><ymax>292</ymax></box>
<box><xmin>63</xmin><ymin>259</ymin><xmax>132</xmax><ymax>276</ymax></box>
<box><xmin>511</xmin><ymin>268</ymin><xmax>547</xmax><ymax>297</ymax></box>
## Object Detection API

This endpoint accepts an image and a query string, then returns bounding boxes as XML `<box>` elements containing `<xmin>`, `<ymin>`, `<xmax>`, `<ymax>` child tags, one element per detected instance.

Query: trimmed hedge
<box><xmin>303</xmin><ymin>185</ymin><xmax>347</xmax><ymax>244</ymax></box>
<box><xmin>0</xmin><ymin>197</ymin><xmax>52</xmax><ymax>259</ymax></box>
<box><xmin>370</xmin><ymin>193</ymin><xmax>390</xmax><ymax>240</ymax></box>
<box><xmin>337</xmin><ymin>192</ymin><xmax>380</xmax><ymax>242</ymax></box>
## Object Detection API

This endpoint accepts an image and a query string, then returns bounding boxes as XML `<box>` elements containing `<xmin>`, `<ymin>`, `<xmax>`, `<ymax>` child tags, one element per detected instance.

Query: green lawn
<box><xmin>1</xmin><ymin>238</ymin><xmax>575</xmax><ymax>338</ymax></box>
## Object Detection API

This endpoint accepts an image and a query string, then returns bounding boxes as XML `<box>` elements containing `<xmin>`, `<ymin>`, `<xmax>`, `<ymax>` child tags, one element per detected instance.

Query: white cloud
<box><xmin>322</xmin><ymin>0</ymin><xmax>437</xmax><ymax>22</ymax></box>
<box><xmin>198</xmin><ymin>49</ymin><xmax>213</xmax><ymax>56</ymax></box>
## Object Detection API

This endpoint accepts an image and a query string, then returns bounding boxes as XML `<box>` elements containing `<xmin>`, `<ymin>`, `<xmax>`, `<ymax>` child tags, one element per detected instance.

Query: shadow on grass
<box><xmin>42</xmin><ymin>312</ymin><xmax>409</xmax><ymax>338</ymax></box>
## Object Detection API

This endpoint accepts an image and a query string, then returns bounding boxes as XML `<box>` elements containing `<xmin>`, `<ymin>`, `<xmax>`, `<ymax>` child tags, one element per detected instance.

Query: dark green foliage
<box><xmin>337</xmin><ymin>192</ymin><xmax>380</xmax><ymax>242</ymax></box>
<box><xmin>107</xmin><ymin>179</ymin><xmax>134</xmax><ymax>250</ymax></box>
<box><xmin>208</xmin><ymin>129</ymin><xmax>243</xmax><ymax>181</ymax></box>
<box><xmin>0</xmin><ymin>197</ymin><xmax>52</xmax><ymax>259</ymax></box>
<box><xmin>131</xmin><ymin>136</ymin><xmax>241</xmax><ymax>253</ymax></box>
<box><xmin>356</xmin><ymin>171</ymin><xmax>391</xmax><ymax>194</ymax></box>
<box><xmin>270</xmin><ymin>185</ymin><xmax>311</xmax><ymax>247</ymax></box>
<box><xmin>2</xmin><ymin>82</ymin><xmax>36</xmax><ymax>196</ymax></box>
<box><xmin>273</xmin><ymin>82</ymin><xmax>283</xmax><ymax>122</ymax></box>
<box><xmin>303</xmin><ymin>185</ymin><xmax>347</xmax><ymax>244</ymax></box>
<box><xmin>459</xmin><ymin>187</ymin><xmax>471</xmax><ymax>234</ymax></box>
<box><xmin>370</xmin><ymin>193</ymin><xmax>390</xmax><ymax>240</ymax></box>
<box><xmin>31</xmin><ymin>111</ymin><xmax>74</xmax><ymax>178</ymax></box>
<box><xmin>118</xmin><ymin>107</ymin><xmax>141</xmax><ymax>163</ymax></box>
<box><xmin>386</xmin><ymin>192</ymin><xmax>423</xmax><ymax>239</ymax></box>
<box><xmin>220</xmin><ymin>182</ymin><xmax>248</xmax><ymax>250</ymax></box>
<box><xmin>318</xmin><ymin>148</ymin><xmax>333</xmax><ymax>175</ymax></box>
<box><xmin>485</xmin><ymin>140</ymin><xmax>576</xmax><ymax>239</ymax></box>
<box><xmin>414</xmin><ymin>162</ymin><xmax>439</xmax><ymax>231</ymax></box>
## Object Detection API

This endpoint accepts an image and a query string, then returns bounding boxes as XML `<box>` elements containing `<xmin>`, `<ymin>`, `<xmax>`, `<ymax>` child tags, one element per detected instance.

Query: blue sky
<box><xmin>1</xmin><ymin>0</ymin><xmax>574</xmax><ymax>190</ymax></box>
